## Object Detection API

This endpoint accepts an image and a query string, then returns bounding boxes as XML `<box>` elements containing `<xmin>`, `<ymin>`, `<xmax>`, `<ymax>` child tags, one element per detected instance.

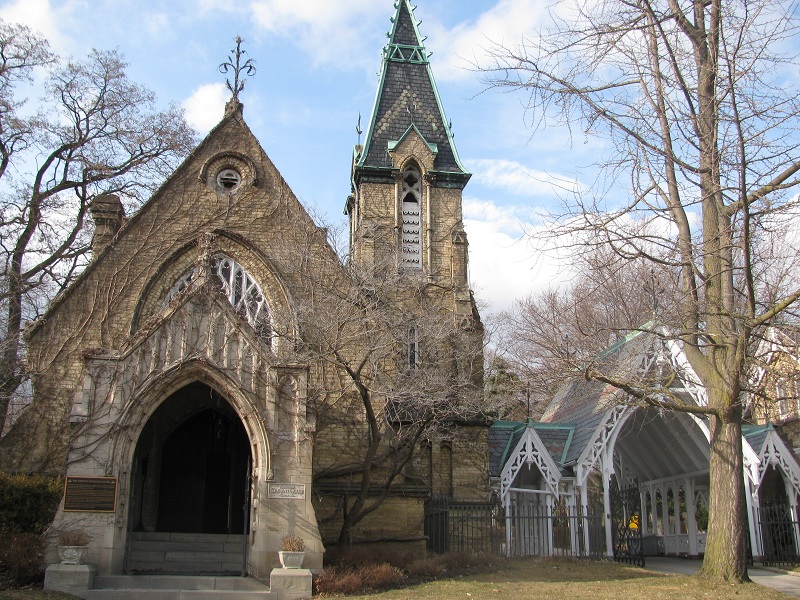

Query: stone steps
<box><xmin>85</xmin><ymin>575</ymin><xmax>273</xmax><ymax>600</ymax></box>
<box><xmin>127</xmin><ymin>532</ymin><xmax>247</xmax><ymax>576</ymax></box>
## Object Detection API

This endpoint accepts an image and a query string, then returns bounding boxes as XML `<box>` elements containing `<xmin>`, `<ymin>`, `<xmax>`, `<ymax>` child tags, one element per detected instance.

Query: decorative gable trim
<box><xmin>757</xmin><ymin>428</ymin><xmax>800</xmax><ymax>499</ymax></box>
<box><xmin>499</xmin><ymin>425</ymin><xmax>563</xmax><ymax>501</ymax></box>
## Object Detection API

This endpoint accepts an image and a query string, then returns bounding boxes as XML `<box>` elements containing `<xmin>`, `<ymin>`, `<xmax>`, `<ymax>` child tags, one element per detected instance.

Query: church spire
<box><xmin>355</xmin><ymin>0</ymin><xmax>470</xmax><ymax>186</ymax></box>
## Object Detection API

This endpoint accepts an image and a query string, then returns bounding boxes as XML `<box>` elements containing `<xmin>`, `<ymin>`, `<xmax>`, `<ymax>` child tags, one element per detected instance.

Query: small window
<box><xmin>216</xmin><ymin>168</ymin><xmax>242</xmax><ymax>192</ymax></box>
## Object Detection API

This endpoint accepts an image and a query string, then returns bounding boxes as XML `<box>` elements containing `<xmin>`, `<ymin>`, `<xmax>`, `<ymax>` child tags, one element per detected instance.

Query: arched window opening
<box><xmin>163</xmin><ymin>268</ymin><xmax>195</xmax><ymax>308</ymax></box>
<box><xmin>212</xmin><ymin>254</ymin><xmax>272</xmax><ymax>337</ymax></box>
<box><xmin>160</xmin><ymin>253</ymin><xmax>273</xmax><ymax>344</ymax></box>
<box><xmin>400</xmin><ymin>164</ymin><xmax>422</xmax><ymax>270</ymax></box>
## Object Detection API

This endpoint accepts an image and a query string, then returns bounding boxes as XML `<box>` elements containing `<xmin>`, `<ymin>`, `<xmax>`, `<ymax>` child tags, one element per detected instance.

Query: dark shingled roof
<box><xmin>489</xmin><ymin>420</ymin><xmax>575</xmax><ymax>477</ymax></box>
<box><xmin>356</xmin><ymin>0</ymin><xmax>468</xmax><ymax>180</ymax></box>
<box><xmin>742</xmin><ymin>424</ymin><xmax>772</xmax><ymax>455</ymax></box>
<box><xmin>539</xmin><ymin>326</ymin><xmax>661</xmax><ymax>464</ymax></box>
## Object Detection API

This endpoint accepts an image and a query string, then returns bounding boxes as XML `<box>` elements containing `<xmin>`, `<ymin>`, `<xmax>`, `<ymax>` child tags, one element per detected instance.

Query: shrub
<box><xmin>315</xmin><ymin>563</ymin><xmax>404</xmax><ymax>596</ymax></box>
<box><xmin>358</xmin><ymin>563</ymin><xmax>404</xmax><ymax>589</ymax></box>
<box><xmin>324</xmin><ymin>545</ymin><xmax>414</xmax><ymax>569</ymax></box>
<box><xmin>0</xmin><ymin>472</ymin><xmax>62</xmax><ymax>535</ymax></box>
<box><xmin>405</xmin><ymin>556</ymin><xmax>446</xmax><ymax>578</ymax></box>
<box><xmin>0</xmin><ymin>532</ymin><xmax>45</xmax><ymax>586</ymax></box>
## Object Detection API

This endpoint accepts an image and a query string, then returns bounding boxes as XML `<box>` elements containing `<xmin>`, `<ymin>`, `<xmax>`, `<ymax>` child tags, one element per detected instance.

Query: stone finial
<box><xmin>90</xmin><ymin>194</ymin><xmax>125</xmax><ymax>257</ymax></box>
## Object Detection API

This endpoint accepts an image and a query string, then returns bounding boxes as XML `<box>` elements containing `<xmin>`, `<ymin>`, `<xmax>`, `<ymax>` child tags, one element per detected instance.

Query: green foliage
<box><xmin>0</xmin><ymin>472</ymin><xmax>62</xmax><ymax>535</ymax></box>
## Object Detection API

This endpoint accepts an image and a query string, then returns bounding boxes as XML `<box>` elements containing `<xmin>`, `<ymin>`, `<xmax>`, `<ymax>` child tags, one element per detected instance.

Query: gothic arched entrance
<box><xmin>131</xmin><ymin>382</ymin><xmax>251</xmax><ymax>534</ymax></box>
<box><xmin>127</xmin><ymin>382</ymin><xmax>252</xmax><ymax>573</ymax></box>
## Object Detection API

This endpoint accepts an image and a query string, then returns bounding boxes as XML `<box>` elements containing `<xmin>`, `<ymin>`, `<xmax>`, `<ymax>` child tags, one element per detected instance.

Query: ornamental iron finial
<box><xmin>219</xmin><ymin>36</ymin><xmax>256</xmax><ymax>105</ymax></box>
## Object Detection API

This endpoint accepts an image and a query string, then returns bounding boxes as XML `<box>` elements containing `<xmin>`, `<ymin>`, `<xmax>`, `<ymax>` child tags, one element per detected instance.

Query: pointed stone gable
<box><xmin>357</xmin><ymin>0</ymin><xmax>469</xmax><ymax>184</ymax></box>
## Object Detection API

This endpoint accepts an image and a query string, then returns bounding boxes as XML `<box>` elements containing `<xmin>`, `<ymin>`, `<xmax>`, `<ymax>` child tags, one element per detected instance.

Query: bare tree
<box><xmin>0</xmin><ymin>20</ymin><xmax>195</xmax><ymax>433</ymax></box>
<box><xmin>498</xmin><ymin>250</ymin><xmax>676</xmax><ymax>403</ymax></box>
<box><xmin>277</xmin><ymin>225</ymin><xmax>486</xmax><ymax>548</ymax></box>
<box><xmin>480</xmin><ymin>0</ymin><xmax>800</xmax><ymax>581</ymax></box>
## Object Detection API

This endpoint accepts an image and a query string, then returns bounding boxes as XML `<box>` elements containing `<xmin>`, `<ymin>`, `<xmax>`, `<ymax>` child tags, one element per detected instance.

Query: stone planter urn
<box><xmin>57</xmin><ymin>530</ymin><xmax>91</xmax><ymax>565</ymax></box>
<box><xmin>278</xmin><ymin>550</ymin><xmax>305</xmax><ymax>569</ymax></box>
<box><xmin>57</xmin><ymin>545</ymin><xmax>89</xmax><ymax>565</ymax></box>
<box><xmin>279</xmin><ymin>535</ymin><xmax>306</xmax><ymax>569</ymax></box>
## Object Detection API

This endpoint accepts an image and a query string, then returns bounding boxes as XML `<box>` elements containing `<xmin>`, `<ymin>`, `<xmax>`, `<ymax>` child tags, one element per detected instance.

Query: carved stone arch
<box><xmin>397</xmin><ymin>156</ymin><xmax>426</xmax><ymax>178</ymax></box>
<box><xmin>109</xmin><ymin>358</ymin><xmax>273</xmax><ymax>484</ymax></box>
<box><xmin>131</xmin><ymin>240</ymin><xmax>199</xmax><ymax>333</ymax></box>
<box><xmin>131</xmin><ymin>230</ymin><xmax>300</xmax><ymax>352</ymax></box>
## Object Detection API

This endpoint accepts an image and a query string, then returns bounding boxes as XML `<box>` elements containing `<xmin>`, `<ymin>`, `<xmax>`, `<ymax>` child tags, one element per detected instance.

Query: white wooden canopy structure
<box><xmin>491</xmin><ymin>326</ymin><xmax>800</xmax><ymax>561</ymax></box>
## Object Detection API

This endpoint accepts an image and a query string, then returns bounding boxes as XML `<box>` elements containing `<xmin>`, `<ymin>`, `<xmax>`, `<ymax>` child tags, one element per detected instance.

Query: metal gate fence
<box><xmin>504</xmin><ymin>497</ymin><xmax>605</xmax><ymax>558</ymax></box>
<box><xmin>425</xmin><ymin>495</ymin><xmax>604</xmax><ymax>558</ymax></box>
<box><xmin>610</xmin><ymin>485</ymin><xmax>645</xmax><ymax>567</ymax></box>
<box><xmin>424</xmin><ymin>498</ymin><xmax>500</xmax><ymax>554</ymax></box>
<box><xmin>759</xmin><ymin>502</ymin><xmax>800</xmax><ymax>567</ymax></box>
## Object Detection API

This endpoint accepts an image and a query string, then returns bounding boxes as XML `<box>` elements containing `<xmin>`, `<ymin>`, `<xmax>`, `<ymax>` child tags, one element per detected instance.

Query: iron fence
<box><xmin>424</xmin><ymin>496</ymin><xmax>605</xmax><ymax>559</ymax></box>
<box><xmin>425</xmin><ymin>498</ymin><xmax>501</xmax><ymax>554</ymax></box>
<box><xmin>758</xmin><ymin>502</ymin><xmax>800</xmax><ymax>567</ymax></box>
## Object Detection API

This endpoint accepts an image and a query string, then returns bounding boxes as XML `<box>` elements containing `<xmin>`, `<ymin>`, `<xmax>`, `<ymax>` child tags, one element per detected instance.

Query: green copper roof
<box><xmin>356</xmin><ymin>0</ymin><xmax>470</xmax><ymax>181</ymax></box>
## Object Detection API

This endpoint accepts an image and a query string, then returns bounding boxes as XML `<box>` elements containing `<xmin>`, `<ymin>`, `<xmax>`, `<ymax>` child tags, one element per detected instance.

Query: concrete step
<box><xmin>127</xmin><ymin>533</ymin><xmax>247</xmax><ymax>575</ymax></box>
<box><xmin>130</xmin><ymin>533</ymin><xmax>245</xmax><ymax>543</ymax></box>
<box><xmin>86</xmin><ymin>575</ymin><xmax>274</xmax><ymax>600</ymax></box>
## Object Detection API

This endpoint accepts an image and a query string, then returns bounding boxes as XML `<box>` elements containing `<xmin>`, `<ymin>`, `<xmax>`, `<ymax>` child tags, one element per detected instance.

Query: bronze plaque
<box><xmin>63</xmin><ymin>476</ymin><xmax>117</xmax><ymax>513</ymax></box>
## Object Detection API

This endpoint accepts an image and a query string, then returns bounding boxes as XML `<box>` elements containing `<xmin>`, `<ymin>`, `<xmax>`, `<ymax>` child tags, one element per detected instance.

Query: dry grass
<box><xmin>0</xmin><ymin>558</ymin><xmax>793</xmax><ymax>599</ymax></box>
<box><xmin>334</xmin><ymin>558</ymin><xmax>793</xmax><ymax>599</ymax></box>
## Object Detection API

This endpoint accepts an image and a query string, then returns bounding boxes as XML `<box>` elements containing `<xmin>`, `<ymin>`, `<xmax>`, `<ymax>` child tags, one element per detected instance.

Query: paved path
<box><xmin>644</xmin><ymin>557</ymin><xmax>800</xmax><ymax>597</ymax></box>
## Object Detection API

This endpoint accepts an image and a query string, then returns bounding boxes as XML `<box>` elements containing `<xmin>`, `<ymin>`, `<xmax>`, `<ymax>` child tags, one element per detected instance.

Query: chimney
<box><xmin>90</xmin><ymin>194</ymin><xmax>125</xmax><ymax>257</ymax></box>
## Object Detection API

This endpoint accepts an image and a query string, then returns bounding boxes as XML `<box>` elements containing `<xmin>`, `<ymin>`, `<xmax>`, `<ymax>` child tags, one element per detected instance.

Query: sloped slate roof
<box><xmin>356</xmin><ymin>0</ymin><xmax>468</xmax><ymax>179</ymax></box>
<box><xmin>743</xmin><ymin>424</ymin><xmax>772</xmax><ymax>455</ymax></box>
<box><xmin>539</xmin><ymin>327</ymin><xmax>658</xmax><ymax>464</ymax></box>
<box><xmin>489</xmin><ymin>420</ymin><xmax>575</xmax><ymax>477</ymax></box>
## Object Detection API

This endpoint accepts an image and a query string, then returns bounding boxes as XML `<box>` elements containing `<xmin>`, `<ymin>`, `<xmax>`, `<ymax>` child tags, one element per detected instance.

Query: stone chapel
<box><xmin>0</xmin><ymin>0</ymin><xmax>488</xmax><ymax>578</ymax></box>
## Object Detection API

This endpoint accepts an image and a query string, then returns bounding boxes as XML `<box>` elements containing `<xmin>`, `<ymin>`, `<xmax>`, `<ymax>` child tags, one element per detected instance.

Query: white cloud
<box><xmin>464</xmin><ymin>197</ymin><xmax>575</xmax><ymax>314</ymax></box>
<box><xmin>426</xmin><ymin>0</ymin><xmax>549</xmax><ymax>81</ymax></box>
<box><xmin>182</xmin><ymin>83</ymin><xmax>228</xmax><ymax>133</ymax></box>
<box><xmin>249</xmin><ymin>0</ymin><xmax>385</xmax><ymax>68</ymax></box>
<box><xmin>0</xmin><ymin>0</ymin><xmax>70</xmax><ymax>51</ymax></box>
<box><xmin>468</xmin><ymin>158</ymin><xmax>582</xmax><ymax>198</ymax></box>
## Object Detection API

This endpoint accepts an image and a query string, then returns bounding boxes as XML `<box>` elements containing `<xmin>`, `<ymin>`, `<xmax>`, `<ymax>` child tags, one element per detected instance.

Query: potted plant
<box><xmin>57</xmin><ymin>529</ymin><xmax>92</xmax><ymax>565</ymax></box>
<box><xmin>278</xmin><ymin>535</ymin><xmax>305</xmax><ymax>569</ymax></box>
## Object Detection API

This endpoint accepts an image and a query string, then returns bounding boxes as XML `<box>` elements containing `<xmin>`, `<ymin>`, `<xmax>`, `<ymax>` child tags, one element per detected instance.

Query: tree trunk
<box><xmin>697</xmin><ymin>412</ymin><xmax>749</xmax><ymax>582</ymax></box>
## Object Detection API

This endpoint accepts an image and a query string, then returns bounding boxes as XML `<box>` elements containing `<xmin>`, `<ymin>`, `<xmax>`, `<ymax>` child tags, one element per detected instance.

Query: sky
<box><xmin>0</xmin><ymin>0</ymin><xmax>606</xmax><ymax>314</ymax></box>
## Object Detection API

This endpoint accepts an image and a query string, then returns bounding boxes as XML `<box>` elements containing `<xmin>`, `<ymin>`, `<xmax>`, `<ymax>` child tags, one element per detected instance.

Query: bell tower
<box><xmin>347</xmin><ymin>0</ymin><xmax>474</xmax><ymax>322</ymax></box>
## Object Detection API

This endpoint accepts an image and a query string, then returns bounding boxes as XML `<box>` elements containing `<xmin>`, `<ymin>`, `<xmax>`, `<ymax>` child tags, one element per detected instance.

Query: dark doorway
<box><xmin>758</xmin><ymin>467</ymin><xmax>799</xmax><ymax>566</ymax></box>
<box><xmin>131</xmin><ymin>383</ymin><xmax>251</xmax><ymax>534</ymax></box>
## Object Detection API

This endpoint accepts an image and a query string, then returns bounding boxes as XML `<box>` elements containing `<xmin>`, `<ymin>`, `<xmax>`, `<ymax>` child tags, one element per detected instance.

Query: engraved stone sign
<box><xmin>268</xmin><ymin>483</ymin><xmax>306</xmax><ymax>499</ymax></box>
<box><xmin>63</xmin><ymin>476</ymin><xmax>118</xmax><ymax>513</ymax></box>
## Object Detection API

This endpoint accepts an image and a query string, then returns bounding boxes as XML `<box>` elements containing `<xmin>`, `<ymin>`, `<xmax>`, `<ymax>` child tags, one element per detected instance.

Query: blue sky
<box><xmin>0</xmin><ymin>0</ymin><xmax>601</xmax><ymax>314</ymax></box>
